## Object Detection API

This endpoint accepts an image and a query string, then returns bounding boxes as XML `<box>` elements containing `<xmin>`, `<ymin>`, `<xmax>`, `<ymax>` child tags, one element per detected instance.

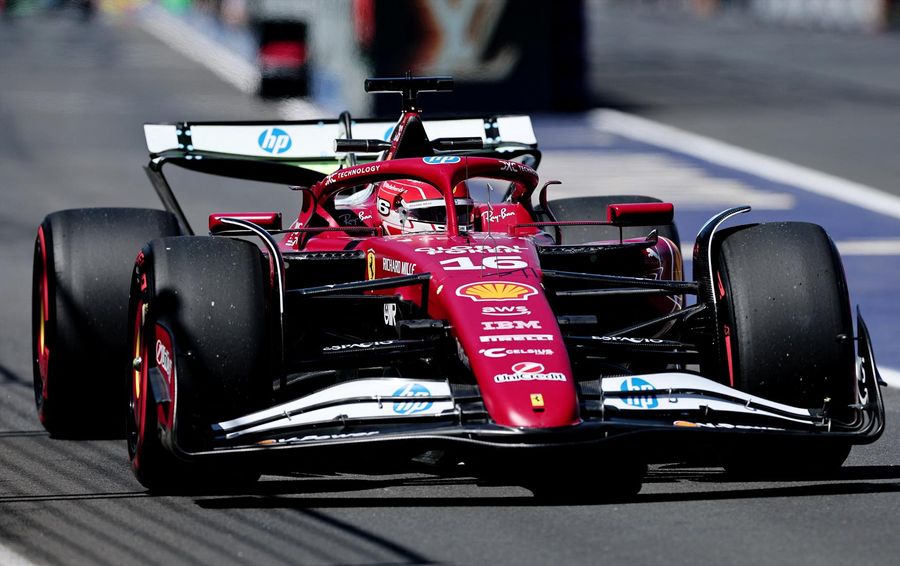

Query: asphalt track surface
<box><xmin>587</xmin><ymin>2</ymin><xmax>900</xmax><ymax>196</ymax></box>
<box><xmin>3</xmin><ymin>10</ymin><xmax>900</xmax><ymax>566</ymax></box>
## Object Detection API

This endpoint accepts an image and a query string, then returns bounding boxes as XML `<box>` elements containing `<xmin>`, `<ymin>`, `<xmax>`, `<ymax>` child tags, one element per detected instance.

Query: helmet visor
<box><xmin>406</xmin><ymin>198</ymin><xmax>474</xmax><ymax>226</ymax></box>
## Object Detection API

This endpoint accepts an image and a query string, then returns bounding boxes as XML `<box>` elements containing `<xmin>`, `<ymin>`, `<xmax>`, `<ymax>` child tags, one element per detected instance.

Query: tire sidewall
<box><xmin>31</xmin><ymin>208</ymin><xmax>181</xmax><ymax>437</ymax></box>
<box><xmin>126</xmin><ymin>237</ymin><xmax>268</xmax><ymax>491</ymax></box>
<box><xmin>715</xmin><ymin>222</ymin><xmax>856</xmax><ymax>409</ymax></box>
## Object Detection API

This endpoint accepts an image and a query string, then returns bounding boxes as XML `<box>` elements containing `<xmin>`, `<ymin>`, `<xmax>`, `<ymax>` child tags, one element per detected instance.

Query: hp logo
<box><xmin>620</xmin><ymin>377</ymin><xmax>658</xmax><ymax>409</ymax></box>
<box><xmin>392</xmin><ymin>383</ymin><xmax>433</xmax><ymax>415</ymax></box>
<box><xmin>258</xmin><ymin>128</ymin><xmax>292</xmax><ymax>154</ymax></box>
<box><xmin>422</xmin><ymin>156</ymin><xmax>461</xmax><ymax>165</ymax></box>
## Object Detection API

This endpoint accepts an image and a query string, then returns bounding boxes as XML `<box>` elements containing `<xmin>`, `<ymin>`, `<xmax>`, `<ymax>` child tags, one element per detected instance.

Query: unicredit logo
<box><xmin>512</xmin><ymin>361</ymin><xmax>544</xmax><ymax>374</ymax></box>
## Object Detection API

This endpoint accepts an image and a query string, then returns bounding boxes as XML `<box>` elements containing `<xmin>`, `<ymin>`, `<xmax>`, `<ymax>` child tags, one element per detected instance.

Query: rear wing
<box><xmin>142</xmin><ymin>115</ymin><xmax>538</xmax><ymax>237</ymax></box>
<box><xmin>144</xmin><ymin>115</ymin><xmax>537</xmax><ymax>167</ymax></box>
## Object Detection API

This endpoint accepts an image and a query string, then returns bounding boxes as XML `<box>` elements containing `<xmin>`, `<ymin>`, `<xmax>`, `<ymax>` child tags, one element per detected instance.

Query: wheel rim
<box><xmin>127</xmin><ymin>297</ymin><xmax>148</xmax><ymax>469</ymax></box>
<box><xmin>32</xmin><ymin>227</ymin><xmax>51</xmax><ymax>419</ymax></box>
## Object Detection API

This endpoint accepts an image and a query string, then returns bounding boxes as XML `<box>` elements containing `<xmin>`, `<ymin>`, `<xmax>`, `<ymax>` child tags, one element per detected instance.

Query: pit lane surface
<box><xmin>2</xmin><ymin>11</ymin><xmax>900</xmax><ymax>566</ymax></box>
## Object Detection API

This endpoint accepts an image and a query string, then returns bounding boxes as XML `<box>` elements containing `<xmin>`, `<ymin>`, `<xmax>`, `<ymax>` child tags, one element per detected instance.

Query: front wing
<box><xmin>163</xmin><ymin>314</ymin><xmax>884</xmax><ymax>464</ymax></box>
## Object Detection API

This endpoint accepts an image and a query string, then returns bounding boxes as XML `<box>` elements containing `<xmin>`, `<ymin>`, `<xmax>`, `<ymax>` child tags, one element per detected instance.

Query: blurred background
<box><xmin>5</xmin><ymin>0</ymin><xmax>899</xmax><ymax>187</ymax></box>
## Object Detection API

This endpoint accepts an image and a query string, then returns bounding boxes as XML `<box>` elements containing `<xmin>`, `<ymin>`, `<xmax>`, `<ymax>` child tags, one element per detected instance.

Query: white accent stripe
<box><xmin>836</xmin><ymin>239</ymin><xmax>900</xmax><ymax>256</ymax></box>
<box><xmin>138</xmin><ymin>5</ymin><xmax>259</xmax><ymax>95</ymax></box>
<box><xmin>541</xmin><ymin>152</ymin><xmax>796</xmax><ymax>210</ymax></box>
<box><xmin>681</xmin><ymin>239</ymin><xmax>900</xmax><ymax>259</ymax></box>
<box><xmin>593</xmin><ymin>109</ymin><xmax>900</xmax><ymax>221</ymax></box>
<box><xmin>880</xmin><ymin>367</ymin><xmax>900</xmax><ymax>388</ymax></box>
<box><xmin>0</xmin><ymin>545</ymin><xmax>36</xmax><ymax>566</ymax></box>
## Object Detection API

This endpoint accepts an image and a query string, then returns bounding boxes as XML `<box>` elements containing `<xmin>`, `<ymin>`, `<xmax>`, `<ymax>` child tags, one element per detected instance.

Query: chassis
<box><xmin>32</xmin><ymin>77</ymin><xmax>884</xmax><ymax>496</ymax></box>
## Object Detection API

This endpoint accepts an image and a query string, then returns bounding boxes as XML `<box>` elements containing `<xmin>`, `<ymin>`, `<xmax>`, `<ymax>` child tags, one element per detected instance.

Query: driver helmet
<box><xmin>377</xmin><ymin>179</ymin><xmax>473</xmax><ymax>235</ymax></box>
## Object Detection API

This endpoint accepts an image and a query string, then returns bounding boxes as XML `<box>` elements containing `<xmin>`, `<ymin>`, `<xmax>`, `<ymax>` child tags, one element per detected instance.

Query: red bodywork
<box><xmin>256</xmin><ymin>140</ymin><xmax>680</xmax><ymax>429</ymax></box>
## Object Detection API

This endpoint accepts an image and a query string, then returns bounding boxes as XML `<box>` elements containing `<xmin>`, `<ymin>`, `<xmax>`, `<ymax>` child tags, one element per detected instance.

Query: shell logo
<box><xmin>455</xmin><ymin>281</ymin><xmax>537</xmax><ymax>302</ymax></box>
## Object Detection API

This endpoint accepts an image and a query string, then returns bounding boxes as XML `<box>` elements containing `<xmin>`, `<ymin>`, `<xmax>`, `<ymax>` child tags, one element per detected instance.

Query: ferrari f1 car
<box><xmin>32</xmin><ymin>77</ymin><xmax>884</xmax><ymax>497</ymax></box>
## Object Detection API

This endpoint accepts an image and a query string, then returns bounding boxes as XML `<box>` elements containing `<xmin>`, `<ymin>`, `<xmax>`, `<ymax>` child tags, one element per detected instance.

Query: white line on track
<box><xmin>137</xmin><ymin>4</ymin><xmax>325</xmax><ymax>119</ymax></box>
<box><xmin>879</xmin><ymin>367</ymin><xmax>900</xmax><ymax>388</ymax></box>
<box><xmin>0</xmin><ymin>545</ymin><xmax>36</xmax><ymax>566</ymax></box>
<box><xmin>140</xmin><ymin>5</ymin><xmax>259</xmax><ymax>94</ymax></box>
<box><xmin>680</xmin><ymin>239</ymin><xmax>900</xmax><ymax>259</ymax></box>
<box><xmin>138</xmin><ymin>4</ymin><xmax>259</xmax><ymax>95</ymax></box>
<box><xmin>835</xmin><ymin>239</ymin><xmax>900</xmax><ymax>256</ymax></box>
<box><xmin>593</xmin><ymin>109</ymin><xmax>900</xmax><ymax>221</ymax></box>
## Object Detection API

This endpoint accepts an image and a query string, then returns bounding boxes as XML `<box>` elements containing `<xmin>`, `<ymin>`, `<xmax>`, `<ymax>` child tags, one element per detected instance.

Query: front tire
<box><xmin>127</xmin><ymin>236</ymin><xmax>269</xmax><ymax>491</ymax></box>
<box><xmin>715</xmin><ymin>222</ymin><xmax>855</xmax><ymax>475</ymax></box>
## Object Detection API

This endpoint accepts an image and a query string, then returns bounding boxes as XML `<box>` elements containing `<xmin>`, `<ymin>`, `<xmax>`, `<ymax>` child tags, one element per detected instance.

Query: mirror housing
<box><xmin>607</xmin><ymin>202</ymin><xmax>674</xmax><ymax>227</ymax></box>
<box><xmin>209</xmin><ymin>212</ymin><xmax>283</xmax><ymax>234</ymax></box>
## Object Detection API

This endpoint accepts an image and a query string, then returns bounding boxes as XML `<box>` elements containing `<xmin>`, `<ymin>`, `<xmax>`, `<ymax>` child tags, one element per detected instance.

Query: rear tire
<box><xmin>32</xmin><ymin>208</ymin><xmax>180</xmax><ymax>438</ymax></box>
<box><xmin>127</xmin><ymin>236</ymin><xmax>269</xmax><ymax>492</ymax></box>
<box><xmin>549</xmin><ymin>195</ymin><xmax>680</xmax><ymax>247</ymax></box>
<box><xmin>715</xmin><ymin>222</ymin><xmax>855</xmax><ymax>475</ymax></box>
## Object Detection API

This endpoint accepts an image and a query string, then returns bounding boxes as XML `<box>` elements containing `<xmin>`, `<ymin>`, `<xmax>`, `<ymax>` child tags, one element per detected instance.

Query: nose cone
<box><xmin>447</xmin><ymin>278</ymin><xmax>580</xmax><ymax>428</ymax></box>
<box><xmin>482</xmin><ymin>374</ymin><xmax>580</xmax><ymax>428</ymax></box>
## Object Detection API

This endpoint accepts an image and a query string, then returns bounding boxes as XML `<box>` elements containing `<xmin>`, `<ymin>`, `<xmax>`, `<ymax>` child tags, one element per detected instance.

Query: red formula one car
<box><xmin>32</xmin><ymin>77</ymin><xmax>884</xmax><ymax>498</ymax></box>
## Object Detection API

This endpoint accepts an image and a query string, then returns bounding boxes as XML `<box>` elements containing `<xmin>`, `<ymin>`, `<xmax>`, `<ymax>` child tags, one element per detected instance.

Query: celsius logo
<box><xmin>258</xmin><ymin>128</ymin><xmax>292</xmax><ymax>154</ymax></box>
<box><xmin>478</xmin><ymin>347</ymin><xmax>554</xmax><ymax>359</ymax></box>
<box><xmin>620</xmin><ymin>377</ymin><xmax>658</xmax><ymax>409</ymax></box>
<box><xmin>392</xmin><ymin>383</ymin><xmax>433</xmax><ymax>415</ymax></box>
<box><xmin>423</xmin><ymin>156</ymin><xmax>461</xmax><ymax>165</ymax></box>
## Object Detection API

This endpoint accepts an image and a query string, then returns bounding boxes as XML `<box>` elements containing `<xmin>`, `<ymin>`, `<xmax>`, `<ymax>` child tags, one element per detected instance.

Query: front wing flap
<box><xmin>168</xmin><ymin>313</ymin><xmax>883</xmax><ymax>462</ymax></box>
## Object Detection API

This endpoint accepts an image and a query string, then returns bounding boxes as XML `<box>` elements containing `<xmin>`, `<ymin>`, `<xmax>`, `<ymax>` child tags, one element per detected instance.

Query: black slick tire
<box><xmin>32</xmin><ymin>208</ymin><xmax>180</xmax><ymax>438</ymax></box>
<box><xmin>127</xmin><ymin>236</ymin><xmax>268</xmax><ymax>492</ymax></box>
<box><xmin>715</xmin><ymin>222</ymin><xmax>855</xmax><ymax>475</ymax></box>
